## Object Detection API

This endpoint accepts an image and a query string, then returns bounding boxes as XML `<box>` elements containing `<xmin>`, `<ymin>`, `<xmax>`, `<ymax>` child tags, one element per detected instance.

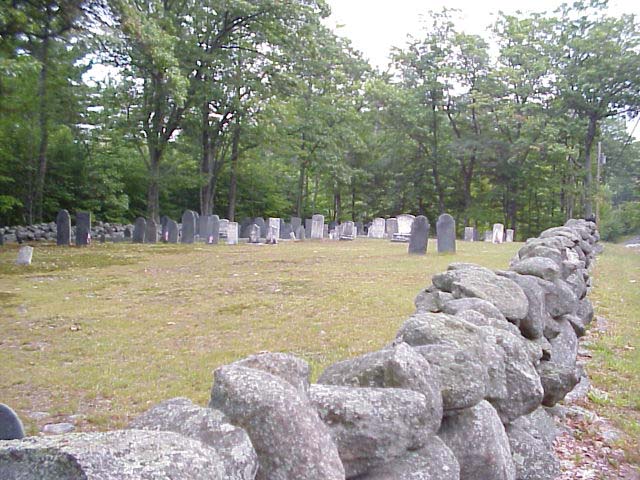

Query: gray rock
<box><xmin>318</xmin><ymin>343</ymin><xmax>443</xmax><ymax>432</ymax></box>
<box><xmin>440</xmin><ymin>297</ymin><xmax>507</xmax><ymax>322</ymax></box>
<box><xmin>506</xmin><ymin>422</ymin><xmax>560</xmax><ymax>480</ymax></box>
<box><xmin>454</xmin><ymin>309</ymin><xmax>522</xmax><ymax>336</ymax></box>
<box><xmin>497</xmin><ymin>272</ymin><xmax>547</xmax><ymax>340</ymax></box>
<box><xmin>231</xmin><ymin>352</ymin><xmax>310</xmax><ymax>395</ymax></box>
<box><xmin>42</xmin><ymin>423</ymin><xmax>75</xmax><ymax>435</ymax></box>
<box><xmin>537</xmin><ymin>361</ymin><xmax>580</xmax><ymax>406</ymax></box>
<box><xmin>536</xmin><ymin>278</ymin><xmax>578</xmax><ymax>318</ymax></box>
<box><xmin>309</xmin><ymin>384</ymin><xmax>431</xmax><ymax>478</ymax></box>
<box><xmin>549</xmin><ymin>318</ymin><xmax>578</xmax><ymax>368</ymax></box>
<box><xmin>566</xmin><ymin>271</ymin><xmax>588</xmax><ymax>300</ymax></box>
<box><xmin>0</xmin><ymin>404</ymin><xmax>24</xmax><ymax>440</ymax></box>
<box><xmin>408</xmin><ymin>215</ymin><xmax>430</xmax><ymax>255</ymax></box>
<box><xmin>518</xmin><ymin>245</ymin><xmax>563</xmax><ymax>265</ymax></box>
<box><xmin>576</xmin><ymin>298</ymin><xmax>594</xmax><ymax>326</ymax></box>
<box><xmin>439</xmin><ymin>400</ymin><xmax>516</xmax><ymax>480</ymax></box>
<box><xmin>210</xmin><ymin>365</ymin><xmax>344</xmax><ymax>480</ymax></box>
<box><xmin>562</xmin><ymin>314</ymin><xmax>587</xmax><ymax>337</ymax></box>
<box><xmin>0</xmin><ymin>429</ymin><xmax>228</xmax><ymax>479</ymax></box>
<box><xmin>414</xmin><ymin>288</ymin><xmax>454</xmax><ymax>313</ymax></box>
<box><xmin>355</xmin><ymin>436</ymin><xmax>460</xmax><ymax>480</ymax></box>
<box><xmin>129</xmin><ymin>397</ymin><xmax>257</xmax><ymax>480</ymax></box>
<box><xmin>511</xmin><ymin>407</ymin><xmax>559</xmax><ymax>447</ymax></box>
<box><xmin>511</xmin><ymin>257</ymin><xmax>560</xmax><ymax>282</ymax></box>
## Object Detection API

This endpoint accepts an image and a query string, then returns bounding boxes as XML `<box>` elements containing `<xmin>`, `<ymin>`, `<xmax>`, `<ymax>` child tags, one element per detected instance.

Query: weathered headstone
<box><xmin>328</xmin><ymin>221</ymin><xmax>338</xmax><ymax>233</ymax></box>
<box><xmin>492</xmin><ymin>223</ymin><xmax>505</xmax><ymax>244</ymax></box>
<box><xmin>0</xmin><ymin>231</ymin><xmax>4</xmax><ymax>246</ymax></box>
<box><xmin>254</xmin><ymin>217</ymin><xmax>267</xmax><ymax>238</ymax></box>
<box><xmin>226</xmin><ymin>222</ymin><xmax>238</xmax><ymax>245</ymax></box>
<box><xmin>0</xmin><ymin>403</ymin><xmax>25</xmax><ymax>440</ymax></box>
<box><xmin>15</xmin><ymin>246</ymin><xmax>33</xmax><ymax>265</ymax></box>
<box><xmin>181</xmin><ymin>210</ymin><xmax>196</xmax><ymax>244</ymax></box>
<box><xmin>280</xmin><ymin>221</ymin><xmax>292</xmax><ymax>240</ymax></box>
<box><xmin>291</xmin><ymin>217</ymin><xmax>302</xmax><ymax>232</ymax></box>
<box><xmin>355</xmin><ymin>221</ymin><xmax>364</xmax><ymax>237</ymax></box>
<box><xmin>392</xmin><ymin>214</ymin><xmax>415</xmax><ymax>242</ymax></box>
<box><xmin>124</xmin><ymin>226</ymin><xmax>132</xmax><ymax>240</ymax></box>
<box><xmin>296</xmin><ymin>225</ymin><xmax>306</xmax><ymax>241</ymax></box>
<box><xmin>305</xmin><ymin>218</ymin><xmax>312</xmax><ymax>239</ymax></box>
<box><xmin>323</xmin><ymin>224</ymin><xmax>329</xmax><ymax>238</ymax></box>
<box><xmin>268</xmin><ymin>218</ymin><xmax>281</xmax><ymax>239</ymax></box>
<box><xmin>208</xmin><ymin>215</ymin><xmax>220</xmax><ymax>244</ymax></box>
<box><xmin>193</xmin><ymin>212</ymin><xmax>200</xmax><ymax>239</ymax></box>
<box><xmin>340</xmin><ymin>221</ymin><xmax>356</xmax><ymax>241</ymax></box>
<box><xmin>167</xmin><ymin>220</ymin><xmax>179</xmax><ymax>243</ymax></box>
<box><xmin>219</xmin><ymin>219</ymin><xmax>229</xmax><ymax>239</ymax></box>
<box><xmin>239</xmin><ymin>217</ymin><xmax>253</xmax><ymax>238</ymax></box>
<box><xmin>145</xmin><ymin>219</ymin><xmax>158</xmax><ymax>243</ymax></box>
<box><xmin>249</xmin><ymin>224</ymin><xmax>261</xmax><ymax>243</ymax></box>
<box><xmin>506</xmin><ymin>229</ymin><xmax>515</xmax><ymax>242</ymax></box>
<box><xmin>386</xmin><ymin>218</ymin><xmax>398</xmax><ymax>238</ymax></box>
<box><xmin>437</xmin><ymin>213</ymin><xmax>456</xmax><ymax>254</ymax></box>
<box><xmin>160</xmin><ymin>215</ymin><xmax>168</xmax><ymax>228</ymax></box>
<box><xmin>311</xmin><ymin>214</ymin><xmax>324</xmax><ymax>240</ymax></box>
<box><xmin>408</xmin><ymin>215</ymin><xmax>429</xmax><ymax>255</ymax></box>
<box><xmin>368</xmin><ymin>217</ymin><xmax>386</xmax><ymax>239</ymax></box>
<box><xmin>484</xmin><ymin>230</ymin><xmax>493</xmax><ymax>242</ymax></box>
<box><xmin>464</xmin><ymin>227</ymin><xmax>475</xmax><ymax>242</ymax></box>
<box><xmin>132</xmin><ymin>217</ymin><xmax>146</xmax><ymax>243</ymax></box>
<box><xmin>56</xmin><ymin>209</ymin><xmax>71</xmax><ymax>246</ymax></box>
<box><xmin>75</xmin><ymin>211</ymin><xmax>91</xmax><ymax>246</ymax></box>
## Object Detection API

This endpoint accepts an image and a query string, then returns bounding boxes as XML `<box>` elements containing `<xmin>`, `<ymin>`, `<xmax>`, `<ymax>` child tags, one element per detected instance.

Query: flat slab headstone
<box><xmin>392</xmin><ymin>214</ymin><xmax>415</xmax><ymax>242</ymax></box>
<box><xmin>181</xmin><ymin>210</ymin><xmax>196</xmax><ymax>244</ymax></box>
<box><xmin>75</xmin><ymin>211</ymin><xmax>91</xmax><ymax>246</ymax></box>
<box><xmin>16</xmin><ymin>246</ymin><xmax>34</xmax><ymax>265</ymax></box>
<box><xmin>340</xmin><ymin>221</ymin><xmax>355</xmax><ymax>240</ymax></box>
<box><xmin>408</xmin><ymin>215</ymin><xmax>429</xmax><ymax>255</ymax></box>
<box><xmin>132</xmin><ymin>217</ymin><xmax>146</xmax><ymax>243</ymax></box>
<box><xmin>56</xmin><ymin>209</ymin><xmax>71</xmax><ymax>246</ymax></box>
<box><xmin>304</xmin><ymin>219</ymin><xmax>312</xmax><ymax>239</ymax></box>
<box><xmin>218</xmin><ymin>219</ymin><xmax>229</xmax><ymax>239</ymax></box>
<box><xmin>311</xmin><ymin>214</ymin><xmax>324</xmax><ymax>239</ymax></box>
<box><xmin>145</xmin><ymin>219</ymin><xmax>158</xmax><ymax>243</ymax></box>
<box><xmin>368</xmin><ymin>218</ymin><xmax>385</xmax><ymax>239</ymax></box>
<box><xmin>464</xmin><ymin>227</ymin><xmax>475</xmax><ymax>242</ymax></box>
<box><xmin>226</xmin><ymin>222</ymin><xmax>239</xmax><ymax>245</ymax></box>
<box><xmin>436</xmin><ymin>213</ymin><xmax>456</xmax><ymax>254</ymax></box>
<box><xmin>290</xmin><ymin>217</ymin><xmax>302</xmax><ymax>232</ymax></box>
<box><xmin>484</xmin><ymin>230</ymin><xmax>493</xmax><ymax>242</ymax></box>
<box><xmin>254</xmin><ymin>217</ymin><xmax>266</xmax><ymax>238</ymax></box>
<box><xmin>386</xmin><ymin>218</ymin><xmax>398</xmax><ymax>238</ymax></box>
<box><xmin>167</xmin><ymin>220</ymin><xmax>179</xmax><ymax>243</ymax></box>
<box><xmin>492</xmin><ymin>223</ymin><xmax>505</xmax><ymax>244</ymax></box>
<box><xmin>280</xmin><ymin>221</ymin><xmax>291</xmax><ymax>240</ymax></box>
<box><xmin>249</xmin><ymin>224</ymin><xmax>261</xmax><ymax>243</ymax></box>
<box><xmin>506</xmin><ymin>229</ymin><xmax>515</xmax><ymax>242</ymax></box>
<box><xmin>268</xmin><ymin>218</ymin><xmax>281</xmax><ymax>239</ymax></box>
<box><xmin>239</xmin><ymin>217</ymin><xmax>253</xmax><ymax>238</ymax></box>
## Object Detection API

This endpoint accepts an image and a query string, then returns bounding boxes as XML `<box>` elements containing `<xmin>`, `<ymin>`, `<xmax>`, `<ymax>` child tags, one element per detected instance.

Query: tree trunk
<box><xmin>147</xmin><ymin>148</ymin><xmax>161</xmax><ymax>222</ymax></box>
<box><xmin>296</xmin><ymin>158</ymin><xmax>307</xmax><ymax>217</ymax></box>
<box><xmin>200</xmin><ymin>99</ymin><xmax>212</xmax><ymax>215</ymax></box>
<box><xmin>227</xmin><ymin>117</ymin><xmax>241</xmax><ymax>221</ymax></box>
<box><xmin>34</xmin><ymin>31</ymin><xmax>50</xmax><ymax>223</ymax></box>
<box><xmin>583</xmin><ymin>115</ymin><xmax>598</xmax><ymax>218</ymax></box>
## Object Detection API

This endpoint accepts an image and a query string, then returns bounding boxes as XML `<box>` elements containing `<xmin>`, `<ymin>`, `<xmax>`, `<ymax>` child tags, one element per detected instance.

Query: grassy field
<box><xmin>0</xmin><ymin>239</ymin><xmax>638</xmax><ymax>464</ymax></box>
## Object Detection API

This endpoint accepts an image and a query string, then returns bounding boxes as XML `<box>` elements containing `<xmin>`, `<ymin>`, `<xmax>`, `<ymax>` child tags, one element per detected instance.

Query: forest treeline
<box><xmin>0</xmin><ymin>0</ymin><xmax>639</xmax><ymax>240</ymax></box>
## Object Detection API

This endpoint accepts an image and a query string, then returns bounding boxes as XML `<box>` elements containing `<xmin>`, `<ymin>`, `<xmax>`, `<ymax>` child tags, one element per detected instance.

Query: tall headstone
<box><xmin>311</xmin><ymin>214</ymin><xmax>324</xmax><ymax>239</ymax></box>
<box><xmin>208</xmin><ymin>215</ymin><xmax>220</xmax><ymax>244</ymax></box>
<box><xmin>124</xmin><ymin>226</ymin><xmax>132</xmax><ymax>240</ymax></box>
<box><xmin>167</xmin><ymin>220</ymin><xmax>179</xmax><ymax>243</ymax></box>
<box><xmin>226</xmin><ymin>222</ymin><xmax>239</xmax><ymax>245</ymax></box>
<box><xmin>219</xmin><ymin>219</ymin><xmax>229</xmax><ymax>239</ymax></box>
<box><xmin>16</xmin><ymin>246</ymin><xmax>34</xmax><ymax>265</ymax></box>
<box><xmin>160</xmin><ymin>215</ymin><xmax>169</xmax><ymax>228</ymax></box>
<box><xmin>340</xmin><ymin>221</ymin><xmax>355</xmax><ymax>241</ymax></box>
<box><xmin>492</xmin><ymin>223</ymin><xmax>505</xmax><ymax>244</ymax></box>
<box><xmin>386</xmin><ymin>218</ymin><xmax>398</xmax><ymax>238</ymax></box>
<box><xmin>408</xmin><ymin>215</ymin><xmax>429</xmax><ymax>255</ymax></box>
<box><xmin>56</xmin><ymin>209</ymin><xmax>71</xmax><ymax>246</ymax></box>
<box><xmin>506</xmin><ymin>229</ymin><xmax>515</xmax><ymax>242</ymax></box>
<box><xmin>0</xmin><ymin>231</ymin><xmax>4</xmax><ymax>246</ymax></box>
<box><xmin>368</xmin><ymin>218</ymin><xmax>386</xmax><ymax>239</ymax></box>
<box><xmin>392</xmin><ymin>214</ymin><xmax>415</xmax><ymax>242</ymax></box>
<box><xmin>436</xmin><ymin>213</ymin><xmax>456</xmax><ymax>254</ymax></box>
<box><xmin>75</xmin><ymin>211</ymin><xmax>91</xmax><ymax>246</ymax></box>
<box><xmin>464</xmin><ymin>227</ymin><xmax>475</xmax><ymax>242</ymax></box>
<box><xmin>290</xmin><ymin>217</ymin><xmax>302</xmax><ymax>233</ymax></box>
<box><xmin>193</xmin><ymin>212</ymin><xmax>200</xmax><ymax>240</ymax></box>
<box><xmin>248</xmin><ymin>224</ymin><xmax>261</xmax><ymax>243</ymax></box>
<box><xmin>295</xmin><ymin>225</ymin><xmax>306</xmax><ymax>241</ymax></box>
<box><xmin>355</xmin><ymin>221</ymin><xmax>364</xmax><ymax>237</ymax></box>
<box><xmin>305</xmin><ymin>218</ymin><xmax>312</xmax><ymax>239</ymax></box>
<box><xmin>181</xmin><ymin>210</ymin><xmax>196</xmax><ymax>244</ymax></box>
<box><xmin>132</xmin><ymin>217</ymin><xmax>146</xmax><ymax>243</ymax></box>
<box><xmin>280</xmin><ymin>221</ymin><xmax>292</xmax><ymax>240</ymax></box>
<box><xmin>145</xmin><ymin>219</ymin><xmax>158</xmax><ymax>243</ymax></box>
<box><xmin>254</xmin><ymin>217</ymin><xmax>267</xmax><ymax>238</ymax></box>
<box><xmin>239</xmin><ymin>217</ymin><xmax>253</xmax><ymax>238</ymax></box>
<box><xmin>323</xmin><ymin>224</ymin><xmax>329</xmax><ymax>238</ymax></box>
<box><xmin>268</xmin><ymin>218</ymin><xmax>281</xmax><ymax>239</ymax></box>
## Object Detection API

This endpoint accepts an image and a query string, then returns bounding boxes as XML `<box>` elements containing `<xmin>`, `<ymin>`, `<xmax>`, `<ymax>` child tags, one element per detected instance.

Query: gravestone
<box><xmin>0</xmin><ymin>231</ymin><xmax>4</xmax><ymax>246</ymax></box>
<box><xmin>290</xmin><ymin>217</ymin><xmax>302</xmax><ymax>233</ymax></box>
<box><xmin>295</xmin><ymin>225</ymin><xmax>306</xmax><ymax>241</ymax></box>
<box><xmin>506</xmin><ymin>229</ymin><xmax>515</xmax><ymax>242</ymax></box>
<box><xmin>16</xmin><ymin>246</ymin><xmax>34</xmax><ymax>265</ymax></box>
<box><xmin>167</xmin><ymin>220</ymin><xmax>179</xmax><ymax>243</ymax></box>
<box><xmin>208</xmin><ymin>215</ymin><xmax>220</xmax><ymax>244</ymax></box>
<box><xmin>484</xmin><ymin>230</ymin><xmax>493</xmax><ymax>242</ymax></box>
<box><xmin>249</xmin><ymin>224</ymin><xmax>261</xmax><ymax>243</ymax></box>
<box><xmin>368</xmin><ymin>218</ymin><xmax>386</xmax><ymax>239</ymax></box>
<box><xmin>198</xmin><ymin>215</ymin><xmax>209</xmax><ymax>239</ymax></box>
<box><xmin>492</xmin><ymin>223</ymin><xmax>505</xmax><ymax>244</ymax></box>
<box><xmin>386</xmin><ymin>218</ymin><xmax>398</xmax><ymax>238</ymax></box>
<box><xmin>56</xmin><ymin>209</ymin><xmax>71</xmax><ymax>246</ymax></box>
<box><xmin>305</xmin><ymin>218</ymin><xmax>312</xmax><ymax>239</ymax></box>
<box><xmin>323</xmin><ymin>224</ymin><xmax>329</xmax><ymax>238</ymax></box>
<box><xmin>254</xmin><ymin>217</ymin><xmax>267</xmax><ymax>238</ymax></box>
<box><xmin>240</xmin><ymin>217</ymin><xmax>253</xmax><ymax>238</ymax></box>
<box><xmin>219</xmin><ymin>219</ymin><xmax>229</xmax><ymax>239</ymax></box>
<box><xmin>181</xmin><ymin>210</ymin><xmax>196</xmax><ymax>244</ymax></box>
<box><xmin>266</xmin><ymin>226</ymin><xmax>278</xmax><ymax>244</ymax></box>
<box><xmin>124</xmin><ymin>227</ymin><xmax>132</xmax><ymax>240</ymax></box>
<box><xmin>408</xmin><ymin>215</ymin><xmax>429</xmax><ymax>255</ymax></box>
<box><xmin>132</xmin><ymin>217</ymin><xmax>146</xmax><ymax>243</ymax></box>
<box><xmin>226</xmin><ymin>222</ymin><xmax>238</xmax><ymax>245</ymax></box>
<box><xmin>268</xmin><ymin>218</ymin><xmax>281</xmax><ymax>239</ymax></box>
<box><xmin>328</xmin><ymin>221</ymin><xmax>338</xmax><ymax>233</ymax></box>
<box><xmin>160</xmin><ymin>215</ymin><xmax>168</xmax><ymax>228</ymax></box>
<box><xmin>75</xmin><ymin>211</ymin><xmax>91</xmax><ymax>246</ymax></box>
<box><xmin>355</xmin><ymin>221</ymin><xmax>364</xmax><ymax>237</ymax></box>
<box><xmin>145</xmin><ymin>219</ymin><xmax>158</xmax><ymax>243</ymax></box>
<box><xmin>436</xmin><ymin>213</ymin><xmax>456</xmax><ymax>254</ymax></box>
<box><xmin>392</xmin><ymin>214</ymin><xmax>415</xmax><ymax>242</ymax></box>
<box><xmin>280</xmin><ymin>221</ymin><xmax>292</xmax><ymax>240</ymax></box>
<box><xmin>464</xmin><ymin>227</ymin><xmax>475</xmax><ymax>242</ymax></box>
<box><xmin>193</xmin><ymin>212</ymin><xmax>200</xmax><ymax>239</ymax></box>
<box><xmin>311</xmin><ymin>214</ymin><xmax>324</xmax><ymax>239</ymax></box>
<box><xmin>340</xmin><ymin>221</ymin><xmax>355</xmax><ymax>241</ymax></box>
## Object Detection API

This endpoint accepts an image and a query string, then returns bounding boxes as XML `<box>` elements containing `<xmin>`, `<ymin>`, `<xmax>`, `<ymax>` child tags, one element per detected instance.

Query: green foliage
<box><xmin>600</xmin><ymin>202</ymin><xmax>640</xmax><ymax>241</ymax></box>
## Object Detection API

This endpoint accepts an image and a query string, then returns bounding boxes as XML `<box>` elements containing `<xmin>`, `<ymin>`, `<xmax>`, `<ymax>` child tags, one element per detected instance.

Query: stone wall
<box><xmin>0</xmin><ymin>221</ymin><xmax>132</xmax><ymax>243</ymax></box>
<box><xmin>0</xmin><ymin>219</ymin><xmax>600</xmax><ymax>480</ymax></box>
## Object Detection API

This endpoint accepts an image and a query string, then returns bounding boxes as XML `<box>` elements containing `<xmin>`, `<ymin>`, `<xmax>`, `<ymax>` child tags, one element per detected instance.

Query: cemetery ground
<box><xmin>0</xmin><ymin>239</ymin><xmax>638</xmax><ymax>471</ymax></box>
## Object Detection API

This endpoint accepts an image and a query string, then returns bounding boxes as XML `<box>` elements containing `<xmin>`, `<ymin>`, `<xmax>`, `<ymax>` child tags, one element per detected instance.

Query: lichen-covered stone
<box><xmin>309</xmin><ymin>384</ymin><xmax>431</xmax><ymax>478</ymax></box>
<box><xmin>414</xmin><ymin>288</ymin><xmax>454</xmax><ymax>313</ymax></box>
<box><xmin>497</xmin><ymin>272</ymin><xmax>548</xmax><ymax>340</ymax></box>
<box><xmin>511</xmin><ymin>257</ymin><xmax>561</xmax><ymax>282</ymax></box>
<box><xmin>317</xmin><ymin>343</ymin><xmax>442</xmax><ymax>432</ymax></box>
<box><xmin>439</xmin><ymin>400</ymin><xmax>516</xmax><ymax>480</ymax></box>
<box><xmin>510</xmin><ymin>407</ymin><xmax>559</xmax><ymax>447</ymax></box>
<box><xmin>129</xmin><ymin>397</ymin><xmax>257</xmax><ymax>480</ymax></box>
<box><xmin>0</xmin><ymin>430</ymin><xmax>228</xmax><ymax>479</ymax></box>
<box><xmin>506</xmin><ymin>423</ymin><xmax>560</xmax><ymax>480</ymax></box>
<box><xmin>231</xmin><ymin>352</ymin><xmax>310</xmax><ymax>395</ymax></box>
<box><xmin>549</xmin><ymin>318</ymin><xmax>578</xmax><ymax>368</ymax></box>
<box><xmin>210</xmin><ymin>365</ymin><xmax>344</xmax><ymax>480</ymax></box>
<box><xmin>537</xmin><ymin>361</ymin><xmax>580</xmax><ymax>407</ymax></box>
<box><xmin>441</xmin><ymin>297</ymin><xmax>507</xmax><ymax>322</ymax></box>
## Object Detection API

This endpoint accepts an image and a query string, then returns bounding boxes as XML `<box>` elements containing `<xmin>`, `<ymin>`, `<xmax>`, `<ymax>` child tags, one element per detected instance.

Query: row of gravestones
<box><xmin>0</xmin><ymin>219</ymin><xmax>601</xmax><ymax>479</ymax></box>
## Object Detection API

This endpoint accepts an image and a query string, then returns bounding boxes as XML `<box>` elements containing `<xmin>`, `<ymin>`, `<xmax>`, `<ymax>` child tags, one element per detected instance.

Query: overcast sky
<box><xmin>325</xmin><ymin>0</ymin><xmax>640</xmax><ymax>70</ymax></box>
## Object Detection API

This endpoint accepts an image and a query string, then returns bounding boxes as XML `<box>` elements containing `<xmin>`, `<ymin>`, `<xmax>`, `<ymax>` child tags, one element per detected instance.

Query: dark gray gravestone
<box><xmin>181</xmin><ymin>210</ymin><xmax>196</xmax><ymax>244</ymax></box>
<box><xmin>291</xmin><ymin>216</ymin><xmax>302</xmax><ymax>232</ymax></box>
<box><xmin>0</xmin><ymin>231</ymin><xmax>4</xmax><ymax>246</ymax></box>
<box><xmin>56</xmin><ymin>209</ymin><xmax>71</xmax><ymax>246</ymax></box>
<box><xmin>193</xmin><ymin>212</ymin><xmax>200</xmax><ymax>240</ymax></box>
<box><xmin>208</xmin><ymin>215</ymin><xmax>220</xmax><ymax>244</ymax></box>
<box><xmin>75</xmin><ymin>211</ymin><xmax>91</xmax><ymax>246</ymax></box>
<box><xmin>305</xmin><ymin>219</ymin><xmax>312</xmax><ymax>239</ymax></box>
<box><xmin>436</xmin><ymin>213</ymin><xmax>456</xmax><ymax>254</ymax></box>
<box><xmin>295</xmin><ymin>225</ymin><xmax>306</xmax><ymax>241</ymax></box>
<box><xmin>249</xmin><ymin>224</ymin><xmax>261</xmax><ymax>243</ymax></box>
<box><xmin>356</xmin><ymin>221</ymin><xmax>364</xmax><ymax>236</ymax></box>
<box><xmin>253</xmin><ymin>217</ymin><xmax>266</xmax><ymax>238</ymax></box>
<box><xmin>198</xmin><ymin>214</ymin><xmax>209</xmax><ymax>239</ymax></box>
<box><xmin>328</xmin><ymin>221</ymin><xmax>338</xmax><ymax>232</ymax></box>
<box><xmin>167</xmin><ymin>220</ymin><xmax>179</xmax><ymax>243</ymax></box>
<box><xmin>160</xmin><ymin>215</ymin><xmax>169</xmax><ymax>228</ymax></box>
<box><xmin>124</xmin><ymin>227</ymin><xmax>132</xmax><ymax>240</ymax></box>
<box><xmin>239</xmin><ymin>217</ymin><xmax>253</xmax><ymax>238</ymax></box>
<box><xmin>132</xmin><ymin>217</ymin><xmax>146</xmax><ymax>243</ymax></box>
<box><xmin>280</xmin><ymin>222</ymin><xmax>292</xmax><ymax>239</ymax></box>
<box><xmin>340</xmin><ymin>221</ymin><xmax>355</xmax><ymax>240</ymax></box>
<box><xmin>145</xmin><ymin>219</ymin><xmax>158</xmax><ymax>243</ymax></box>
<box><xmin>408</xmin><ymin>215</ymin><xmax>429</xmax><ymax>255</ymax></box>
<box><xmin>0</xmin><ymin>403</ymin><xmax>25</xmax><ymax>440</ymax></box>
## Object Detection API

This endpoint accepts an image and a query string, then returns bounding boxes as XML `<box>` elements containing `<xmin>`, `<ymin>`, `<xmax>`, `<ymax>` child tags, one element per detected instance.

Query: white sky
<box><xmin>325</xmin><ymin>0</ymin><xmax>640</xmax><ymax>70</ymax></box>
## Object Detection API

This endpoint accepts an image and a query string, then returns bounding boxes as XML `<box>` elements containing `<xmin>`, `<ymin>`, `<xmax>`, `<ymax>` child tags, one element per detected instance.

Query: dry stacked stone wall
<box><xmin>0</xmin><ymin>219</ymin><xmax>600</xmax><ymax>480</ymax></box>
